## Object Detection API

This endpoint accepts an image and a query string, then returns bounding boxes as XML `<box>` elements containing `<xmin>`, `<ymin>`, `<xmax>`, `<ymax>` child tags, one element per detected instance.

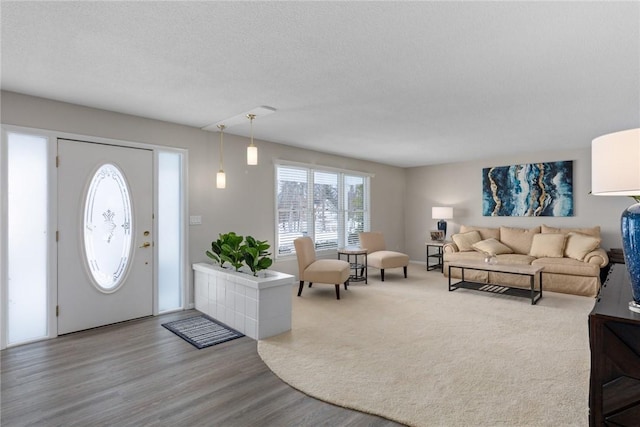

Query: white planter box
<box><xmin>192</xmin><ymin>263</ymin><xmax>294</xmax><ymax>340</ymax></box>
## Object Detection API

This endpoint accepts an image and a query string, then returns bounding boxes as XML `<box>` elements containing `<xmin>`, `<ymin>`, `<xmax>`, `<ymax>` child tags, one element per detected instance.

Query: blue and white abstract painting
<box><xmin>482</xmin><ymin>161</ymin><xmax>574</xmax><ymax>217</ymax></box>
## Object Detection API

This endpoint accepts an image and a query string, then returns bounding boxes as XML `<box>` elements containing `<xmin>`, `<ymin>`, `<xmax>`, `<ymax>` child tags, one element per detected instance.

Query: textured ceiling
<box><xmin>1</xmin><ymin>1</ymin><xmax>639</xmax><ymax>167</ymax></box>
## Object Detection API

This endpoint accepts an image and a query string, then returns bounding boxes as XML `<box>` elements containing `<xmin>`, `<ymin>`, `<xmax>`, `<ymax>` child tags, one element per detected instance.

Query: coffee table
<box><xmin>448</xmin><ymin>260</ymin><xmax>543</xmax><ymax>305</ymax></box>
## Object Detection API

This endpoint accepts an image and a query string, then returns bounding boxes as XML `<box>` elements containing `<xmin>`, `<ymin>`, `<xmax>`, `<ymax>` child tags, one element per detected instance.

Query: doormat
<box><xmin>162</xmin><ymin>314</ymin><xmax>244</xmax><ymax>349</ymax></box>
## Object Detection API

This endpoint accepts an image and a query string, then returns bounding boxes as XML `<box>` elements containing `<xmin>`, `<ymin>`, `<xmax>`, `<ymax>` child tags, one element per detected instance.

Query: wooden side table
<box><xmin>426</xmin><ymin>241</ymin><xmax>446</xmax><ymax>272</ymax></box>
<box><xmin>589</xmin><ymin>263</ymin><xmax>640</xmax><ymax>426</ymax></box>
<box><xmin>338</xmin><ymin>247</ymin><xmax>368</xmax><ymax>284</ymax></box>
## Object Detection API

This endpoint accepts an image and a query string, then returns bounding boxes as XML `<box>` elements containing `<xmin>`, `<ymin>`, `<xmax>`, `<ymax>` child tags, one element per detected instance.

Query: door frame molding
<box><xmin>0</xmin><ymin>124</ymin><xmax>189</xmax><ymax>348</ymax></box>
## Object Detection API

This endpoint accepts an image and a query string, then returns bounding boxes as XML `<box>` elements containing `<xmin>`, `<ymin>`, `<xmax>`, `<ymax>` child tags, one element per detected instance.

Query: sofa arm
<box><xmin>584</xmin><ymin>248</ymin><xmax>609</xmax><ymax>268</ymax></box>
<box><xmin>443</xmin><ymin>242</ymin><xmax>459</xmax><ymax>253</ymax></box>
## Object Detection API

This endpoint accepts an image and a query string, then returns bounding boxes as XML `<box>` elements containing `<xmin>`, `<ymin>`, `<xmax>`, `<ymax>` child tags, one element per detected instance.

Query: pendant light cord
<box><xmin>248</xmin><ymin>114</ymin><xmax>255</xmax><ymax>147</ymax></box>
<box><xmin>217</xmin><ymin>124</ymin><xmax>225</xmax><ymax>171</ymax></box>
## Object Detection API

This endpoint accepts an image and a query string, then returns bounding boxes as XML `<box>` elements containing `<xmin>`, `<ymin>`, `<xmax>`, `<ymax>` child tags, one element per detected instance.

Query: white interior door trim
<box><xmin>0</xmin><ymin>124</ymin><xmax>189</xmax><ymax>346</ymax></box>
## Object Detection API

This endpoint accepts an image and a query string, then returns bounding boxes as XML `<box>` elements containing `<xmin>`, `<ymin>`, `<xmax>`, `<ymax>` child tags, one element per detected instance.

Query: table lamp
<box><xmin>591</xmin><ymin>128</ymin><xmax>640</xmax><ymax>313</ymax></box>
<box><xmin>432</xmin><ymin>206</ymin><xmax>453</xmax><ymax>240</ymax></box>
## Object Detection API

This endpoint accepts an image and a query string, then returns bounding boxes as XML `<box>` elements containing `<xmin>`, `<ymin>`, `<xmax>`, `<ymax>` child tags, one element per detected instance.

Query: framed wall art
<box><xmin>482</xmin><ymin>160</ymin><xmax>573</xmax><ymax>217</ymax></box>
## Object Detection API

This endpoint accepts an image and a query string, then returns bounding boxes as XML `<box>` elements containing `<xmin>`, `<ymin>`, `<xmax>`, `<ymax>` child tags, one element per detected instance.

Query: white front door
<box><xmin>57</xmin><ymin>139</ymin><xmax>153</xmax><ymax>335</ymax></box>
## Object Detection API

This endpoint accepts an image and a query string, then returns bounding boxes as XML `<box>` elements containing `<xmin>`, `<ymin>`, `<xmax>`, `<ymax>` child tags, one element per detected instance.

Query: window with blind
<box><xmin>276</xmin><ymin>164</ymin><xmax>370</xmax><ymax>257</ymax></box>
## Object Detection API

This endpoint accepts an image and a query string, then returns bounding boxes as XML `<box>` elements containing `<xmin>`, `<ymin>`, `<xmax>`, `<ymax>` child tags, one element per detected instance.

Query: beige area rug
<box><xmin>258</xmin><ymin>264</ymin><xmax>595</xmax><ymax>427</ymax></box>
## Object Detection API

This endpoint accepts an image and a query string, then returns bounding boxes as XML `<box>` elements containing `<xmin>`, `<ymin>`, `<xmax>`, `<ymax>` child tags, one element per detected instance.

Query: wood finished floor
<box><xmin>1</xmin><ymin>310</ymin><xmax>402</xmax><ymax>427</ymax></box>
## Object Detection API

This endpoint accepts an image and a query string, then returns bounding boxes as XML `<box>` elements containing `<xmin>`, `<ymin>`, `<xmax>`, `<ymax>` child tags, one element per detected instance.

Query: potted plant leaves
<box><xmin>206</xmin><ymin>232</ymin><xmax>273</xmax><ymax>276</ymax></box>
<box><xmin>243</xmin><ymin>236</ymin><xmax>273</xmax><ymax>276</ymax></box>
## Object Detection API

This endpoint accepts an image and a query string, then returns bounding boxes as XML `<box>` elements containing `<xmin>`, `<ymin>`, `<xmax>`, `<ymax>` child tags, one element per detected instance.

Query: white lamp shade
<box><xmin>432</xmin><ymin>206</ymin><xmax>453</xmax><ymax>219</ymax></box>
<box><xmin>216</xmin><ymin>170</ymin><xmax>226</xmax><ymax>189</ymax></box>
<box><xmin>592</xmin><ymin>128</ymin><xmax>640</xmax><ymax>196</ymax></box>
<box><xmin>247</xmin><ymin>145</ymin><xmax>258</xmax><ymax>166</ymax></box>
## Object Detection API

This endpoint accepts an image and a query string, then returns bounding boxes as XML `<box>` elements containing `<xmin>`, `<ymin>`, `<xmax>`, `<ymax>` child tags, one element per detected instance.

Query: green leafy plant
<box><xmin>206</xmin><ymin>232</ymin><xmax>273</xmax><ymax>275</ymax></box>
<box><xmin>206</xmin><ymin>235</ymin><xmax>226</xmax><ymax>267</ymax></box>
<box><xmin>219</xmin><ymin>232</ymin><xmax>245</xmax><ymax>271</ymax></box>
<box><xmin>206</xmin><ymin>232</ymin><xmax>245</xmax><ymax>271</ymax></box>
<box><xmin>243</xmin><ymin>236</ymin><xmax>273</xmax><ymax>276</ymax></box>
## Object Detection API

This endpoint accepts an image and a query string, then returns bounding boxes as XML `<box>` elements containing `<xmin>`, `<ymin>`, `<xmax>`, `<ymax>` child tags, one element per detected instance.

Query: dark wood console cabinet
<box><xmin>589</xmin><ymin>264</ymin><xmax>640</xmax><ymax>426</ymax></box>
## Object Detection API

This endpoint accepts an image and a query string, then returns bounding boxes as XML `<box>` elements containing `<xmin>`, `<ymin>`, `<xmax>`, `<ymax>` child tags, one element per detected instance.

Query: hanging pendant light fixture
<box><xmin>247</xmin><ymin>113</ymin><xmax>258</xmax><ymax>165</ymax></box>
<box><xmin>216</xmin><ymin>124</ymin><xmax>226</xmax><ymax>189</ymax></box>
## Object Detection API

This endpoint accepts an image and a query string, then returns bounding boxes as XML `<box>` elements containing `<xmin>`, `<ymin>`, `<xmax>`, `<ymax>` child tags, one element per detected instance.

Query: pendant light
<box><xmin>216</xmin><ymin>124</ymin><xmax>226</xmax><ymax>189</ymax></box>
<box><xmin>247</xmin><ymin>113</ymin><xmax>258</xmax><ymax>165</ymax></box>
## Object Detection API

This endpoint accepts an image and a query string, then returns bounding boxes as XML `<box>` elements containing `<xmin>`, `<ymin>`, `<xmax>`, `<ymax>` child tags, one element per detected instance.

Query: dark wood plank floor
<box><xmin>1</xmin><ymin>310</ymin><xmax>402</xmax><ymax>426</ymax></box>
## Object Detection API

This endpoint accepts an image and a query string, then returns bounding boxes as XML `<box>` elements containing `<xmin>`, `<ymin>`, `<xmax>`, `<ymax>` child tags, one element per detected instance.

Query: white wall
<box><xmin>405</xmin><ymin>147</ymin><xmax>631</xmax><ymax>262</ymax></box>
<box><xmin>1</xmin><ymin>91</ymin><xmax>406</xmax><ymax>291</ymax></box>
<box><xmin>3</xmin><ymin>90</ymin><xmax>627</xmax><ymax>286</ymax></box>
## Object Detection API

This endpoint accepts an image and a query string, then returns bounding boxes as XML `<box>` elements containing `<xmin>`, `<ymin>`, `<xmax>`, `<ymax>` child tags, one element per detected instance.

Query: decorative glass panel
<box><xmin>7</xmin><ymin>132</ymin><xmax>48</xmax><ymax>344</ymax></box>
<box><xmin>158</xmin><ymin>152</ymin><xmax>182</xmax><ymax>311</ymax></box>
<box><xmin>84</xmin><ymin>164</ymin><xmax>133</xmax><ymax>291</ymax></box>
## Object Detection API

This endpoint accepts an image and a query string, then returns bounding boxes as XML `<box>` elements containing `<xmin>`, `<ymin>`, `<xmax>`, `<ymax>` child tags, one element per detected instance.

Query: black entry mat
<box><xmin>162</xmin><ymin>315</ymin><xmax>244</xmax><ymax>349</ymax></box>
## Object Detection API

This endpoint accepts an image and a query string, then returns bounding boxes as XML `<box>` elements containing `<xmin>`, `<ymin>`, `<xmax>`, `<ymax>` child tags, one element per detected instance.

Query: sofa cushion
<box><xmin>460</xmin><ymin>225</ymin><xmax>500</xmax><ymax>241</ymax></box>
<box><xmin>305</xmin><ymin>259</ymin><xmax>351</xmax><ymax>284</ymax></box>
<box><xmin>452</xmin><ymin>231</ymin><xmax>482</xmax><ymax>252</ymax></box>
<box><xmin>532</xmin><ymin>257</ymin><xmax>600</xmax><ymax>277</ymax></box>
<box><xmin>444</xmin><ymin>251</ymin><xmax>486</xmax><ymax>263</ymax></box>
<box><xmin>542</xmin><ymin>224</ymin><xmax>601</xmax><ymax>238</ymax></box>
<box><xmin>495</xmin><ymin>253</ymin><xmax>537</xmax><ymax>264</ymax></box>
<box><xmin>564</xmin><ymin>232</ymin><xmax>601</xmax><ymax>261</ymax></box>
<box><xmin>472</xmin><ymin>238</ymin><xmax>514</xmax><ymax>256</ymax></box>
<box><xmin>529</xmin><ymin>233</ymin><xmax>567</xmax><ymax>258</ymax></box>
<box><xmin>499</xmin><ymin>226</ymin><xmax>541</xmax><ymax>255</ymax></box>
<box><xmin>367</xmin><ymin>250</ymin><xmax>410</xmax><ymax>269</ymax></box>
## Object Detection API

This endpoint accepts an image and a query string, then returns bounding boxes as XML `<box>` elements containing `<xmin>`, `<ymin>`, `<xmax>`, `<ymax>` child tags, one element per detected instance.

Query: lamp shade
<box><xmin>432</xmin><ymin>206</ymin><xmax>453</xmax><ymax>219</ymax></box>
<box><xmin>247</xmin><ymin>145</ymin><xmax>258</xmax><ymax>166</ymax></box>
<box><xmin>592</xmin><ymin>128</ymin><xmax>640</xmax><ymax>195</ymax></box>
<box><xmin>216</xmin><ymin>170</ymin><xmax>226</xmax><ymax>189</ymax></box>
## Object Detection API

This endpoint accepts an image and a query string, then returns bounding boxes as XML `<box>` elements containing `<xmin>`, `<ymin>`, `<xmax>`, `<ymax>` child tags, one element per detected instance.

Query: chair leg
<box><xmin>309</xmin><ymin>282</ymin><xmax>313</xmax><ymax>288</ymax></box>
<box><xmin>381</xmin><ymin>269</ymin><xmax>385</xmax><ymax>282</ymax></box>
<box><xmin>335</xmin><ymin>284</ymin><xmax>340</xmax><ymax>300</ymax></box>
<box><xmin>404</xmin><ymin>266</ymin><xmax>408</xmax><ymax>278</ymax></box>
<box><xmin>298</xmin><ymin>281</ymin><xmax>304</xmax><ymax>297</ymax></box>
<box><xmin>344</xmin><ymin>279</ymin><xmax>349</xmax><ymax>290</ymax></box>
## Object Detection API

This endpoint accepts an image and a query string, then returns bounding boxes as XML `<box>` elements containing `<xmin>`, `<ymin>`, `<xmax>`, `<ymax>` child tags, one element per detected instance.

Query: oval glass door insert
<box><xmin>84</xmin><ymin>163</ymin><xmax>133</xmax><ymax>292</ymax></box>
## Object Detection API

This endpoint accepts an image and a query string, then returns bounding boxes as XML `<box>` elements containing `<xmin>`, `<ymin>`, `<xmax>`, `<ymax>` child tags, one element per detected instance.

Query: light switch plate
<box><xmin>189</xmin><ymin>215</ymin><xmax>202</xmax><ymax>225</ymax></box>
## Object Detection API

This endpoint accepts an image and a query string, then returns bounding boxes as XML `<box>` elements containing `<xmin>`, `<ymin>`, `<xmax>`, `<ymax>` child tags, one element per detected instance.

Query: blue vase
<box><xmin>621</xmin><ymin>202</ymin><xmax>640</xmax><ymax>312</ymax></box>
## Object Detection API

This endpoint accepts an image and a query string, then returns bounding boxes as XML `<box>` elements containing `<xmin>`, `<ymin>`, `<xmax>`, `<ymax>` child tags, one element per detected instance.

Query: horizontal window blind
<box><xmin>275</xmin><ymin>164</ymin><xmax>370</xmax><ymax>257</ymax></box>
<box><xmin>276</xmin><ymin>166</ymin><xmax>309</xmax><ymax>256</ymax></box>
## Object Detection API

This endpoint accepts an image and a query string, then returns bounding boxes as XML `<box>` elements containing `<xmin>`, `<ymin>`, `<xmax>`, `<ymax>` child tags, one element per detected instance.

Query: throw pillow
<box><xmin>472</xmin><ymin>238</ymin><xmax>514</xmax><ymax>256</ymax></box>
<box><xmin>541</xmin><ymin>224</ymin><xmax>601</xmax><ymax>238</ymax></box>
<box><xmin>529</xmin><ymin>233</ymin><xmax>567</xmax><ymax>258</ymax></box>
<box><xmin>460</xmin><ymin>225</ymin><xmax>500</xmax><ymax>241</ymax></box>
<box><xmin>564</xmin><ymin>232</ymin><xmax>601</xmax><ymax>261</ymax></box>
<box><xmin>499</xmin><ymin>226</ymin><xmax>541</xmax><ymax>255</ymax></box>
<box><xmin>452</xmin><ymin>231</ymin><xmax>482</xmax><ymax>252</ymax></box>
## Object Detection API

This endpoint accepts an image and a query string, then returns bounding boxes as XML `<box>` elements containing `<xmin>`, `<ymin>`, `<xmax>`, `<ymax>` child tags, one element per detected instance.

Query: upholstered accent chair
<box><xmin>294</xmin><ymin>237</ymin><xmax>351</xmax><ymax>300</ymax></box>
<box><xmin>359</xmin><ymin>232</ymin><xmax>410</xmax><ymax>282</ymax></box>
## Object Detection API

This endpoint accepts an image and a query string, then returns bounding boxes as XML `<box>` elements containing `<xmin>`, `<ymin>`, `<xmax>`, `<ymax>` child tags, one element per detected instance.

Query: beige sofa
<box><xmin>443</xmin><ymin>225</ymin><xmax>609</xmax><ymax>297</ymax></box>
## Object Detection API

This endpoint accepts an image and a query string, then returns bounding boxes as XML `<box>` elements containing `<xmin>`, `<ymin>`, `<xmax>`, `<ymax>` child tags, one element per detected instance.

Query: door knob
<box><xmin>139</xmin><ymin>242</ymin><xmax>151</xmax><ymax>248</ymax></box>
